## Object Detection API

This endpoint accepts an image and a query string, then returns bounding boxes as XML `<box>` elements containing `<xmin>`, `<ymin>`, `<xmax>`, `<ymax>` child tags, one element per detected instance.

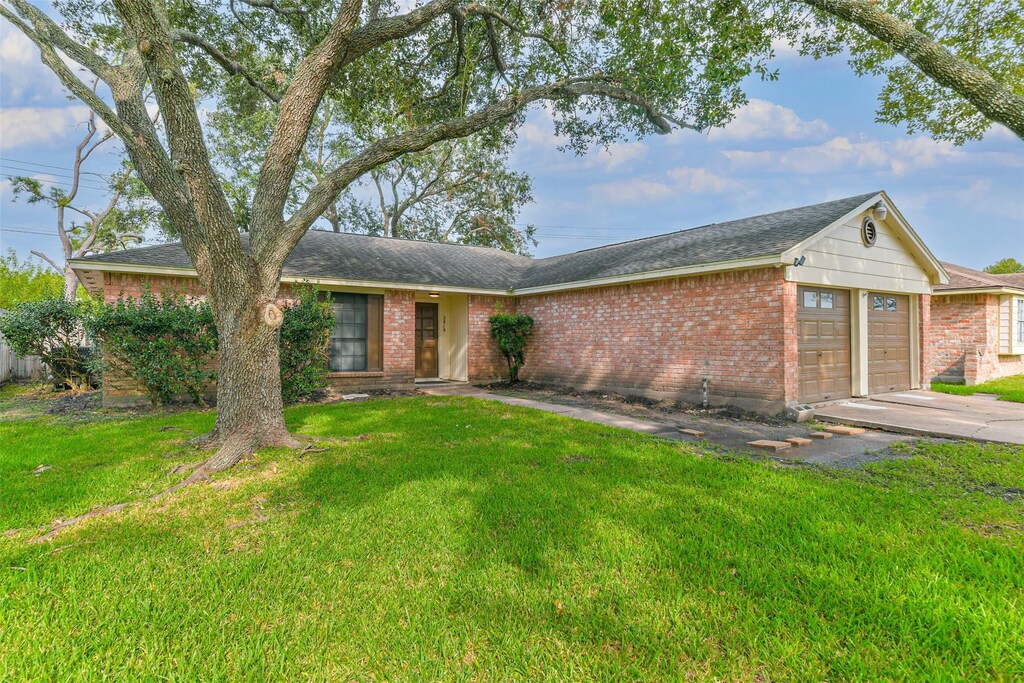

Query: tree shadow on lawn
<box><xmin>274</xmin><ymin>397</ymin><xmax>1023</xmax><ymax>679</ymax></box>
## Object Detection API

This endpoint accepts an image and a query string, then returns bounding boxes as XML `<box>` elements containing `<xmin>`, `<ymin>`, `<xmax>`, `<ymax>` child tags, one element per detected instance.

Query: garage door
<box><xmin>868</xmin><ymin>293</ymin><xmax>911</xmax><ymax>394</ymax></box>
<box><xmin>798</xmin><ymin>287</ymin><xmax>851</xmax><ymax>403</ymax></box>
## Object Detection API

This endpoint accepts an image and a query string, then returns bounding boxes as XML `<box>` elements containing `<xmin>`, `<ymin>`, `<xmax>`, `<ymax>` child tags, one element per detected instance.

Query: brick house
<box><xmin>71</xmin><ymin>191</ymin><xmax>950</xmax><ymax>413</ymax></box>
<box><xmin>927</xmin><ymin>262</ymin><xmax>1024</xmax><ymax>385</ymax></box>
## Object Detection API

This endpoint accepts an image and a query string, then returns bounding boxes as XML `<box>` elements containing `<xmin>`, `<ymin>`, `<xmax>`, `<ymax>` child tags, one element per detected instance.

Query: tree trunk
<box><xmin>63</xmin><ymin>267</ymin><xmax>80</xmax><ymax>301</ymax></box>
<box><xmin>189</xmin><ymin>282</ymin><xmax>301</xmax><ymax>477</ymax></box>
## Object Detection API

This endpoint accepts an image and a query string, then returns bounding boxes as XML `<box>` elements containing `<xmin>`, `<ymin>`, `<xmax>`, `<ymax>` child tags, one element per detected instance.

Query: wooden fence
<box><xmin>0</xmin><ymin>336</ymin><xmax>43</xmax><ymax>384</ymax></box>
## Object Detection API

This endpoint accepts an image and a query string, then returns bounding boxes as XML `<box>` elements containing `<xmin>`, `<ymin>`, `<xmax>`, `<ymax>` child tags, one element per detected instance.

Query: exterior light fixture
<box><xmin>428</xmin><ymin>292</ymin><xmax>440</xmax><ymax>298</ymax></box>
<box><xmin>793</xmin><ymin>255</ymin><xmax>806</xmax><ymax>267</ymax></box>
<box><xmin>872</xmin><ymin>200</ymin><xmax>888</xmax><ymax>220</ymax></box>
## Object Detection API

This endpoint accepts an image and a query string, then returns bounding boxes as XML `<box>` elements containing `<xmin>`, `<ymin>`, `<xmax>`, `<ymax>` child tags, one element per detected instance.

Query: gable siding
<box><xmin>790</xmin><ymin>210</ymin><xmax>932</xmax><ymax>294</ymax></box>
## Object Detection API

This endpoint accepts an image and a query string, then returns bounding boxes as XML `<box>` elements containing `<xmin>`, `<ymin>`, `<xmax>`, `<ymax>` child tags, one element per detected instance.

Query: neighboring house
<box><xmin>928</xmin><ymin>262</ymin><xmax>1024</xmax><ymax>385</ymax></box>
<box><xmin>70</xmin><ymin>191</ymin><xmax>949</xmax><ymax>413</ymax></box>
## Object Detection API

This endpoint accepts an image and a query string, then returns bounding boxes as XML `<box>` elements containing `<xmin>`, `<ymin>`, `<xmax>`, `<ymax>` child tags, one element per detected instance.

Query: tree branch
<box><xmin>800</xmin><ymin>0</ymin><xmax>1024</xmax><ymax>140</ymax></box>
<box><xmin>172</xmin><ymin>29</ymin><xmax>283</xmax><ymax>103</ymax></box>
<box><xmin>277</xmin><ymin>78</ymin><xmax>692</xmax><ymax>264</ymax></box>
<box><xmin>30</xmin><ymin>250</ymin><xmax>63</xmax><ymax>274</ymax></box>
<box><xmin>236</xmin><ymin>0</ymin><xmax>304</xmax><ymax>16</ymax></box>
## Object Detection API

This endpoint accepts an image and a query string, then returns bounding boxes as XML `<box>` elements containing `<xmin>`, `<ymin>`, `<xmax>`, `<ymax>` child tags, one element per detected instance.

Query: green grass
<box><xmin>932</xmin><ymin>374</ymin><xmax>1024</xmax><ymax>403</ymax></box>
<box><xmin>1</xmin><ymin>389</ymin><xmax>1023</xmax><ymax>680</ymax></box>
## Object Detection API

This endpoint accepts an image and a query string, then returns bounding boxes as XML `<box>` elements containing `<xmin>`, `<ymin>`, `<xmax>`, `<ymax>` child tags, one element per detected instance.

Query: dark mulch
<box><xmin>45</xmin><ymin>391</ymin><xmax>102</xmax><ymax>415</ymax></box>
<box><xmin>476</xmin><ymin>380</ymin><xmax>790</xmax><ymax>427</ymax></box>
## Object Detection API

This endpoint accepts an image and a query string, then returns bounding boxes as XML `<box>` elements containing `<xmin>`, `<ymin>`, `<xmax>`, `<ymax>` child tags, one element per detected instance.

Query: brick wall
<box><xmin>94</xmin><ymin>274</ymin><xmax>421</xmax><ymax>405</ymax></box>
<box><xmin>328</xmin><ymin>289</ymin><xmax>416</xmax><ymax>392</ymax></box>
<box><xmin>927</xmin><ymin>293</ymin><xmax>1024</xmax><ymax>385</ymax></box>
<box><xmin>513</xmin><ymin>267</ymin><xmax>790</xmax><ymax>413</ymax></box>
<box><xmin>467</xmin><ymin>295</ymin><xmax>513</xmax><ymax>382</ymax></box>
<box><xmin>919</xmin><ymin>294</ymin><xmax>933</xmax><ymax>389</ymax></box>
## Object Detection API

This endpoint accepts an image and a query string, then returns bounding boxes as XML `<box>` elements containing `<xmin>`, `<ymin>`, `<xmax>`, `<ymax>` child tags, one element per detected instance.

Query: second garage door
<box><xmin>798</xmin><ymin>287</ymin><xmax>851</xmax><ymax>403</ymax></box>
<box><xmin>868</xmin><ymin>293</ymin><xmax>911</xmax><ymax>394</ymax></box>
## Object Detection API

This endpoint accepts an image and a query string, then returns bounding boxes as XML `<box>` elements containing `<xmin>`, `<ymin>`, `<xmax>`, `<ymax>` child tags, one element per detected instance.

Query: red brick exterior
<box><xmin>467</xmin><ymin>295</ymin><xmax>512</xmax><ymax>382</ymax></box>
<box><xmin>918</xmin><ymin>294</ymin><xmax>932</xmax><ymax>389</ymax></box>
<box><xmin>512</xmin><ymin>267</ymin><xmax>791</xmax><ymax>413</ymax></box>
<box><xmin>320</xmin><ymin>289</ymin><xmax>419</xmax><ymax>392</ymax></box>
<box><xmin>928</xmin><ymin>293</ymin><xmax>1024</xmax><ymax>385</ymax></box>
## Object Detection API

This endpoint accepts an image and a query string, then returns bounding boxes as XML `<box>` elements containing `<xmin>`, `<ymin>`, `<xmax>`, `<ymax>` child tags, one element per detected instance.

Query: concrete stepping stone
<box><xmin>747</xmin><ymin>439</ymin><xmax>792</xmax><ymax>452</ymax></box>
<box><xmin>785</xmin><ymin>437</ymin><xmax>812</xmax><ymax>447</ymax></box>
<box><xmin>678</xmin><ymin>428</ymin><xmax>705</xmax><ymax>437</ymax></box>
<box><xmin>823</xmin><ymin>425</ymin><xmax>866</xmax><ymax>436</ymax></box>
<box><xmin>809</xmin><ymin>432</ymin><xmax>833</xmax><ymax>439</ymax></box>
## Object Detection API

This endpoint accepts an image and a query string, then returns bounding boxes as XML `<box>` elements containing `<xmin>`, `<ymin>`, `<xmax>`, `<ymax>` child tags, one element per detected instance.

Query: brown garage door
<box><xmin>798</xmin><ymin>287</ymin><xmax>851</xmax><ymax>403</ymax></box>
<box><xmin>868</xmin><ymin>293</ymin><xmax>911</xmax><ymax>394</ymax></box>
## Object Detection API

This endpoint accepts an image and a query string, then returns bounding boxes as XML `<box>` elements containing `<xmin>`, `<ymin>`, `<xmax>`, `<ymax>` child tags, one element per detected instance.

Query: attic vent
<box><xmin>861</xmin><ymin>217</ymin><xmax>877</xmax><ymax>247</ymax></box>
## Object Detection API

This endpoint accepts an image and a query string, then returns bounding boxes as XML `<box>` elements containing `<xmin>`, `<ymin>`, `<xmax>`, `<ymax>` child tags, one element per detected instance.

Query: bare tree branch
<box><xmin>236</xmin><ymin>0</ymin><xmax>304</xmax><ymax>17</ymax></box>
<box><xmin>30</xmin><ymin>250</ymin><xmax>63</xmax><ymax>273</ymax></box>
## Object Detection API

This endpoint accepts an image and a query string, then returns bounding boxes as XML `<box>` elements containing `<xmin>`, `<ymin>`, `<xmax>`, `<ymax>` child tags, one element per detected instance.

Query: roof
<box><xmin>73</xmin><ymin>191</ymin><xmax>887</xmax><ymax>291</ymax></box>
<box><xmin>936</xmin><ymin>262</ymin><xmax>1024</xmax><ymax>293</ymax></box>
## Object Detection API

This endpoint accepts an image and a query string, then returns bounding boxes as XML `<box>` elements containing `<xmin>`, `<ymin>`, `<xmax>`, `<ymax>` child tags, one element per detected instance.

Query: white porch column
<box><xmin>851</xmin><ymin>289</ymin><xmax>870</xmax><ymax>396</ymax></box>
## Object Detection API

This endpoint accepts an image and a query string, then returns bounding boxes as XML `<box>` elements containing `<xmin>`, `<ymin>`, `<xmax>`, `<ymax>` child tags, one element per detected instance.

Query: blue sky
<box><xmin>1</xmin><ymin>19</ymin><xmax>1021</xmax><ymax>271</ymax></box>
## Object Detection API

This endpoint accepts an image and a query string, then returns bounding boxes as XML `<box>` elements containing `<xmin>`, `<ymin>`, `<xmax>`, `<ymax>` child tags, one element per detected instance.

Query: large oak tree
<box><xmin>2</xmin><ymin>0</ymin><xmax>1018</xmax><ymax>479</ymax></box>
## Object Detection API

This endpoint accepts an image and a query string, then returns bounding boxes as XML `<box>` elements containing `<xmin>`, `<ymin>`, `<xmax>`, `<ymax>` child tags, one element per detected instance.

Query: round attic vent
<box><xmin>862</xmin><ymin>217</ymin><xmax>877</xmax><ymax>247</ymax></box>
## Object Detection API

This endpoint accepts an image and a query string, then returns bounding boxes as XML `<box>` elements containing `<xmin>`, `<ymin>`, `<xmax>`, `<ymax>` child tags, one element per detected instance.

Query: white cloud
<box><xmin>584</xmin><ymin>142</ymin><xmax>648</xmax><ymax>172</ymax></box>
<box><xmin>589</xmin><ymin>178</ymin><xmax>674</xmax><ymax>204</ymax></box>
<box><xmin>666</xmin><ymin>167</ymin><xmax>740</xmax><ymax>194</ymax></box>
<box><xmin>708</xmin><ymin>99</ymin><xmax>832</xmax><ymax>142</ymax></box>
<box><xmin>0</xmin><ymin>105</ymin><xmax>92</xmax><ymax>150</ymax></box>
<box><xmin>722</xmin><ymin>135</ymin><xmax>964</xmax><ymax>176</ymax></box>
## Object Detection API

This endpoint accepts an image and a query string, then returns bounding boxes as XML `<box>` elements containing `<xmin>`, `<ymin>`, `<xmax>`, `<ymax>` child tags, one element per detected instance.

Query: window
<box><xmin>803</xmin><ymin>291</ymin><xmax>817</xmax><ymax>308</ymax></box>
<box><xmin>872</xmin><ymin>296</ymin><xmax>885</xmax><ymax>311</ymax></box>
<box><xmin>886</xmin><ymin>297</ymin><xmax>897</xmax><ymax>312</ymax></box>
<box><xmin>329</xmin><ymin>293</ymin><xmax>383</xmax><ymax>372</ymax></box>
<box><xmin>1017</xmin><ymin>298</ymin><xmax>1024</xmax><ymax>344</ymax></box>
<box><xmin>819</xmin><ymin>292</ymin><xmax>834</xmax><ymax>309</ymax></box>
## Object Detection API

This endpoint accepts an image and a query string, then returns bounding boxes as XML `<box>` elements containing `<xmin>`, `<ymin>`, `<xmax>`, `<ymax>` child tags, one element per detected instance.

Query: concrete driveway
<box><xmin>814</xmin><ymin>390</ymin><xmax>1024</xmax><ymax>444</ymax></box>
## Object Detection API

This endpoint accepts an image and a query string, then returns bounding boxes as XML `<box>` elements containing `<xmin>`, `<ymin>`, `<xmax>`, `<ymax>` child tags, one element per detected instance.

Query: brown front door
<box><xmin>797</xmin><ymin>287</ymin><xmax>852</xmax><ymax>403</ymax></box>
<box><xmin>415</xmin><ymin>302</ymin><xmax>439</xmax><ymax>379</ymax></box>
<box><xmin>868</xmin><ymin>293</ymin><xmax>911</xmax><ymax>394</ymax></box>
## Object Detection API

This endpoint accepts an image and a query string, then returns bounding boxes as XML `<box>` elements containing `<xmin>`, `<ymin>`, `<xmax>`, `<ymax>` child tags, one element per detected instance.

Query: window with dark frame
<box><xmin>328</xmin><ymin>293</ymin><xmax>383</xmax><ymax>372</ymax></box>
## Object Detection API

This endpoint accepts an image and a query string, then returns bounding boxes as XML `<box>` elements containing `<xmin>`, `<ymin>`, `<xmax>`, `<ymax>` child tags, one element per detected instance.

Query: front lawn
<box><xmin>932</xmin><ymin>374</ymin><xmax>1024</xmax><ymax>403</ymax></box>
<box><xmin>1</xmin><ymin>391</ymin><xmax>1022</xmax><ymax>680</ymax></box>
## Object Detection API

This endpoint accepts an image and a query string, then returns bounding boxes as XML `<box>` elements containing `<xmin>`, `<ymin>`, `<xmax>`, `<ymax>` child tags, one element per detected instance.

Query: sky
<box><xmin>1</xmin><ymin>17</ymin><xmax>1021</xmax><ymax>272</ymax></box>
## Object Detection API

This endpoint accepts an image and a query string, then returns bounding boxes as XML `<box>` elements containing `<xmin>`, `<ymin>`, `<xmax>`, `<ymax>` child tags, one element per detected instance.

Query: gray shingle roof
<box><xmin>74</xmin><ymin>192</ymin><xmax>881</xmax><ymax>290</ymax></box>
<box><xmin>936</xmin><ymin>262</ymin><xmax>1024</xmax><ymax>292</ymax></box>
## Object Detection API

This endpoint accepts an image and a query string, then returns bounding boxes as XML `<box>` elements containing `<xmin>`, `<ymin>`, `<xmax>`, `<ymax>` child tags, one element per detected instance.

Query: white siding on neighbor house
<box><xmin>786</xmin><ymin>210</ymin><xmax>932</xmax><ymax>294</ymax></box>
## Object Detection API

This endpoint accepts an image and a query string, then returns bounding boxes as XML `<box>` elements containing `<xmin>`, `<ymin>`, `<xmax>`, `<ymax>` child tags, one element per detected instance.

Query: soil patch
<box><xmin>477</xmin><ymin>381</ymin><xmax>790</xmax><ymax>427</ymax></box>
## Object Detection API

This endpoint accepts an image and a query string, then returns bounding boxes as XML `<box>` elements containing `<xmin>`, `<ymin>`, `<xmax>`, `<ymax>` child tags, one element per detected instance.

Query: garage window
<box><xmin>803</xmin><ymin>291</ymin><xmax>817</xmax><ymax>307</ymax></box>
<box><xmin>819</xmin><ymin>292</ymin><xmax>834</xmax><ymax>309</ymax></box>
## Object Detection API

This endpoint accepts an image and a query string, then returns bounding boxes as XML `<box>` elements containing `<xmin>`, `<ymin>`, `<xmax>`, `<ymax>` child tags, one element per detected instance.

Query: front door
<box><xmin>415</xmin><ymin>302</ymin><xmax>439</xmax><ymax>378</ymax></box>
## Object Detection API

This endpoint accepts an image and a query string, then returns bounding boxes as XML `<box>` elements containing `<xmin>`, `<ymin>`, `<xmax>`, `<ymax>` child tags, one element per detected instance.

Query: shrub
<box><xmin>489</xmin><ymin>312</ymin><xmax>534</xmax><ymax>383</ymax></box>
<box><xmin>87</xmin><ymin>288</ymin><xmax>217</xmax><ymax>406</ymax></box>
<box><xmin>279</xmin><ymin>284</ymin><xmax>334</xmax><ymax>403</ymax></box>
<box><xmin>0</xmin><ymin>296</ymin><xmax>93</xmax><ymax>390</ymax></box>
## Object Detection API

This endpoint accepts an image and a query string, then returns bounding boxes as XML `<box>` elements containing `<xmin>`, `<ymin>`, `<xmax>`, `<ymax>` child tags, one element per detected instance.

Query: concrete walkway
<box><xmin>419</xmin><ymin>383</ymin><xmax>912</xmax><ymax>467</ymax></box>
<box><xmin>814</xmin><ymin>390</ymin><xmax>1024</xmax><ymax>444</ymax></box>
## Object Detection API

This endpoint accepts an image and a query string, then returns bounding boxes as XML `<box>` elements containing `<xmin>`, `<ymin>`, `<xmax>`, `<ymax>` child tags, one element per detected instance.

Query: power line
<box><xmin>0</xmin><ymin>156</ymin><xmax>117</xmax><ymax>181</ymax></box>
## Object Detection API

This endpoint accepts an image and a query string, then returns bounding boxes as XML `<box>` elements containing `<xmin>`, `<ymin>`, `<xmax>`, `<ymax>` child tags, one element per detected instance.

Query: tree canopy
<box><xmin>984</xmin><ymin>258</ymin><xmax>1024</xmax><ymax>274</ymax></box>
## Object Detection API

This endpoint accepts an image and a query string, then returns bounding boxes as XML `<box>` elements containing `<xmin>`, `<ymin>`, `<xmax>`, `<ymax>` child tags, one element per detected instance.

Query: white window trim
<box><xmin>1016</xmin><ymin>296</ymin><xmax>1024</xmax><ymax>350</ymax></box>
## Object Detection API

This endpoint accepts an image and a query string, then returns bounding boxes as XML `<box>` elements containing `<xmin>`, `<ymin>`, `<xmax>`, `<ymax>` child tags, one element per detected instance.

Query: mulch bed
<box><xmin>477</xmin><ymin>380</ymin><xmax>790</xmax><ymax>427</ymax></box>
